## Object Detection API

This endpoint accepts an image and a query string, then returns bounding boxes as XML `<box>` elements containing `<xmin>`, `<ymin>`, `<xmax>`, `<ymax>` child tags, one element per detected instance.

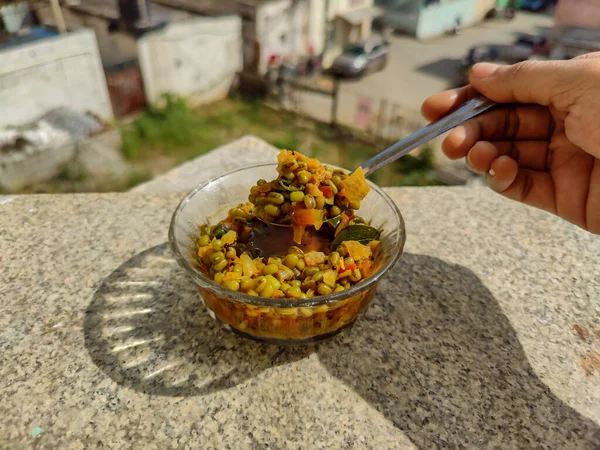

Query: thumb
<box><xmin>468</xmin><ymin>60</ymin><xmax>586</xmax><ymax>106</ymax></box>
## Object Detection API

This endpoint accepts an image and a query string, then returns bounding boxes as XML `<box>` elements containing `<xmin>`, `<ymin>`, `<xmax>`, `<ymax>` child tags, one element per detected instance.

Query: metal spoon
<box><xmin>263</xmin><ymin>96</ymin><xmax>496</xmax><ymax>228</ymax></box>
<box><xmin>359</xmin><ymin>95</ymin><xmax>496</xmax><ymax>177</ymax></box>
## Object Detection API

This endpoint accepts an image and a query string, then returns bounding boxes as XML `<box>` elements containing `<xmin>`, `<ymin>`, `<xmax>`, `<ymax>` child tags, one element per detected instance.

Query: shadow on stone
<box><xmin>415</xmin><ymin>58</ymin><xmax>463</xmax><ymax>81</ymax></box>
<box><xmin>84</xmin><ymin>243</ymin><xmax>311</xmax><ymax>397</ymax></box>
<box><xmin>317</xmin><ymin>254</ymin><xmax>600</xmax><ymax>448</ymax></box>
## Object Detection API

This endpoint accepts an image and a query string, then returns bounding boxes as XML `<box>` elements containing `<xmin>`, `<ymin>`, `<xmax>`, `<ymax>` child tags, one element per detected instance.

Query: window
<box><xmin>344</xmin><ymin>45</ymin><xmax>366</xmax><ymax>56</ymax></box>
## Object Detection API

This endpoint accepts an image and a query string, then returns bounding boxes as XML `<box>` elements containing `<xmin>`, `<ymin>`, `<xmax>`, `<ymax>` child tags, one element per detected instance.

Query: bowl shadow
<box><xmin>317</xmin><ymin>254</ymin><xmax>600</xmax><ymax>448</ymax></box>
<box><xmin>84</xmin><ymin>243</ymin><xmax>311</xmax><ymax>397</ymax></box>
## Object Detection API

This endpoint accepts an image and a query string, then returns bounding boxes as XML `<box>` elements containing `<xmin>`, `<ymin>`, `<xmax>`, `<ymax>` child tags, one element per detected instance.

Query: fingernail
<box><xmin>471</xmin><ymin>63</ymin><xmax>498</xmax><ymax>78</ymax></box>
<box><xmin>465</xmin><ymin>153</ymin><xmax>475</xmax><ymax>172</ymax></box>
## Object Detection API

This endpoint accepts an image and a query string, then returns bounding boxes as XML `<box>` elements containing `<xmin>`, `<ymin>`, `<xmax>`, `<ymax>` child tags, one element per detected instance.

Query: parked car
<box><xmin>513</xmin><ymin>35</ymin><xmax>548</xmax><ymax>55</ymax></box>
<box><xmin>329</xmin><ymin>38</ymin><xmax>389</xmax><ymax>78</ymax></box>
<box><xmin>461</xmin><ymin>45</ymin><xmax>499</xmax><ymax>68</ymax></box>
<box><xmin>458</xmin><ymin>45</ymin><xmax>504</xmax><ymax>87</ymax></box>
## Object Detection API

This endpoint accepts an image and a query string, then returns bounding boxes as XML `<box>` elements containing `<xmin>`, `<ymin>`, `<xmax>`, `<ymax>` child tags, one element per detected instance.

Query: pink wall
<box><xmin>554</xmin><ymin>0</ymin><xmax>600</xmax><ymax>30</ymax></box>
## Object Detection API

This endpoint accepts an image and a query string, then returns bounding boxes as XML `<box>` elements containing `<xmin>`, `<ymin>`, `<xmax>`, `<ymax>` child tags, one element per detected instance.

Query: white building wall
<box><xmin>327</xmin><ymin>0</ymin><xmax>375</xmax><ymax>19</ymax></box>
<box><xmin>290</xmin><ymin>0</ymin><xmax>308</xmax><ymax>57</ymax></box>
<box><xmin>0</xmin><ymin>29</ymin><xmax>113</xmax><ymax>127</ymax></box>
<box><xmin>255</xmin><ymin>0</ymin><xmax>295</xmax><ymax>74</ymax></box>
<box><xmin>308</xmin><ymin>0</ymin><xmax>326</xmax><ymax>54</ymax></box>
<box><xmin>137</xmin><ymin>15</ymin><xmax>243</xmax><ymax>105</ymax></box>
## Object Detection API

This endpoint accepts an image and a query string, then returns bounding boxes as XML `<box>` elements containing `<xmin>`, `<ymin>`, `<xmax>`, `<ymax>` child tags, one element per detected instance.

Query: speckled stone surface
<box><xmin>2</xmin><ymin>157</ymin><xmax>600</xmax><ymax>448</ymax></box>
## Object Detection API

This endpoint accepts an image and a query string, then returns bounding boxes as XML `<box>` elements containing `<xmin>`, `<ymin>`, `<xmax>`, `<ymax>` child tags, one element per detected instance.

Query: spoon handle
<box><xmin>360</xmin><ymin>96</ymin><xmax>497</xmax><ymax>177</ymax></box>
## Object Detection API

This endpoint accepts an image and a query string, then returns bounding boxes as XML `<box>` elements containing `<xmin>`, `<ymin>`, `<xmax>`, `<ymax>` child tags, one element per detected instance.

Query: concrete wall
<box><xmin>137</xmin><ymin>15</ymin><xmax>243</xmax><ymax>105</ymax></box>
<box><xmin>0</xmin><ymin>29</ymin><xmax>113</xmax><ymax>128</ymax></box>
<box><xmin>36</xmin><ymin>7</ymin><xmax>137</xmax><ymax>67</ymax></box>
<box><xmin>255</xmin><ymin>0</ymin><xmax>307</xmax><ymax>74</ymax></box>
<box><xmin>553</xmin><ymin>0</ymin><xmax>600</xmax><ymax>31</ymax></box>
<box><xmin>309</xmin><ymin>0</ymin><xmax>326</xmax><ymax>54</ymax></box>
<box><xmin>474</xmin><ymin>0</ymin><xmax>497</xmax><ymax>21</ymax></box>
<box><xmin>380</xmin><ymin>0</ymin><xmax>420</xmax><ymax>35</ymax></box>
<box><xmin>0</xmin><ymin>128</ymin><xmax>75</xmax><ymax>191</ymax></box>
<box><xmin>416</xmin><ymin>0</ymin><xmax>478</xmax><ymax>40</ymax></box>
<box><xmin>36</xmin><ymin>4</ymin><xmax>194</xmax><ymax>67</ymax></box>
<box><xmin>327</xmin><ymin>0</ymin><xmax>375</xmax><ymax>20</ymax></box>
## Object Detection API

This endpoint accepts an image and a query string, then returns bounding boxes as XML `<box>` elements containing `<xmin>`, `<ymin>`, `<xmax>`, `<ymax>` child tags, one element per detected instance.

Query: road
<box><xmin>339</xmin><ymin>11</ymin><xmax>554</xmax><ymax>115</ymax></box>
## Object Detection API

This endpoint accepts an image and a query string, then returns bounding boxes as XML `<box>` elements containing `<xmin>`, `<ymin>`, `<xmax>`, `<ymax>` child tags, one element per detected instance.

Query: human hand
<box><xmin>422</xmin><ymin>55</ymin><xmax>600</xmax><ymax>234</ymax></box>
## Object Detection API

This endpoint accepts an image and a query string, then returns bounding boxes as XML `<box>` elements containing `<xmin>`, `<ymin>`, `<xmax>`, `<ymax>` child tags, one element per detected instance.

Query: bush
<box><xmin>119</xmin><ymin>93</ymin><xmax>213</xmax><ymax>162</ymax></box>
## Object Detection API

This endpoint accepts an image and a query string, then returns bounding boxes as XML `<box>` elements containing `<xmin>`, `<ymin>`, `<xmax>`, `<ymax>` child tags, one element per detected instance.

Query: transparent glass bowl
<box><xmin>169</xmin><ymin>163</ymin><xmax>406</xmax><ymax>345</ymax></box>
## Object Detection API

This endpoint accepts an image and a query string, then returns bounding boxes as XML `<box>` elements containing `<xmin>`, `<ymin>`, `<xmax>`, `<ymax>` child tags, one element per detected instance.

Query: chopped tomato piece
<box><xmin>319</xmin><ymin>185</ymin><xmax>333</xmax><ymax>197</ymax></box>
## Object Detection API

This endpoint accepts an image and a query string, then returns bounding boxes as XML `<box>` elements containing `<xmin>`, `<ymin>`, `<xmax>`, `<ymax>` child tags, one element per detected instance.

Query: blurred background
<box><xmin>0</xmin><ymin>0</ymin><xmax>596</xmax><ymax>194</ymax></box>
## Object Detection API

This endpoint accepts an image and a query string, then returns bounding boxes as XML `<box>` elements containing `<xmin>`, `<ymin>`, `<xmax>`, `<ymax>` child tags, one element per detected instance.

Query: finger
<box><xmin>469</xmin><ymin>140</ymin><xmax>550</xmax><ymax>172</ymax></box>
<box><xmin>574</xmin><ymin>51</ymin><xmax>600</xmax><ymax>61</ymax></box>
<box><xmin>486</xmin><ymin>156</ymin><xmax>557</xmax><ymax>214</ymax></box>
<box><xmin>486</xmin><ymin>155</ymin><xmax>518</xmax><ymax>192</ymax></box>
<box><xmin>421</xmin><ymin>86</ymin><xmax>477</xmax><ymax>122</ymax></box>
<box><xmin>587</xmin><ymin>160</ymin><xmax>600</xmax><ymax>234</ymax></box>
<box><xmin>469</xmin><ymin>60</ymin><xmax>586</xmax><ymax>105</ymax></box>
<box><xmin>441</xmin><ymin>105</ymin><xmax>553</xmax><ymax>159</ymax></box>
<box><xmin>467</xmin><ymin>141</ymin><xmax>497</xmax><ymax>173</ymax></box>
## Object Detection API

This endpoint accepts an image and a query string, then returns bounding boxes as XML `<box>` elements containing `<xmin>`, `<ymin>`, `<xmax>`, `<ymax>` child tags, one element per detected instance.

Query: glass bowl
<box><xmin>169</xmin><ymin>163</ymin><xmax>406</xmax><ymax>345</ymax></box>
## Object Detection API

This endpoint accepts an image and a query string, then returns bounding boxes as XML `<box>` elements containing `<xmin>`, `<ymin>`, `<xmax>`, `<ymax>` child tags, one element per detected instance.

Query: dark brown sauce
<box><xmin>247</xmin><ymin>221</ymin><xmax>332</xmax><ymax>257</ymax></box>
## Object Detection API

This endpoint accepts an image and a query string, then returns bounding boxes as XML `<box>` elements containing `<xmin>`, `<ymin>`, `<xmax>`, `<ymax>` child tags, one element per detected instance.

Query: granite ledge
<box><xmin>1</xmin><ymin>187</ymin><xmax>599</xmax><ymax>448</ymax></box>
